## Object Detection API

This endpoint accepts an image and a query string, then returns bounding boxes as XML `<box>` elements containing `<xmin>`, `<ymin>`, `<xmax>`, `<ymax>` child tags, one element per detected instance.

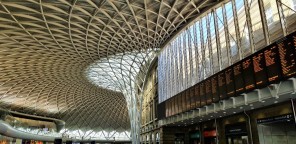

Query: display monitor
<box><xmin>218</xmin><ymin>71</ymin><xmax>227</xmax><ymax>100</ymax></box>
<box><xmin>264</xmin><ymin>44</ymin><xmax>282</xmax><ymax>83</ymax></box>
<box><xmin>242</xmin><ymin>58</ymin><xmax>256</xmax><ymax>92</ymax></box>
<box><xmin>233</xmin><ymin>63</ymin><xmax>245</xmax><ymax>95</ymax></box>
<box><xmin>279</xmin><ymin>33</ymin><xmax>296</xmax><ymax>78</ymax></box>
<box><xmin>225</xmin><ymin>67</ymin><xmax>235</xmax><ymax>97</ymax></box>
<box><xmin>211</xmin><ymin>75</ymin><xmax>219</xmax><ymax>103</ymax></box>
<box><xmin>199</xmin><ymin>81</ymin><xmax>206</xmax><ymax>107</ymax></box>
<box><xmin>253</xmin><ymin>51</ymin><xmax>268</xmax><ymax>88</ymax></box>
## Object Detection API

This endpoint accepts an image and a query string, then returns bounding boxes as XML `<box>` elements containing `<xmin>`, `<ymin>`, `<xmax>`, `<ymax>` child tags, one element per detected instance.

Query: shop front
<box><xmin>174</xmin><ymin>133</ymin><xmax>185</xmax><ymax>144</ymax></box>
<box><xmin>256</xmin><ymin>113</ymin><xmax>296</xmax><ymax>144</ymax></box>
<box><xmin>189</xmin><ymin>131</ymin><xmax>200</xmax><ymax>144</ymax></box>
<box><xmin>203</xmin><ymin>129</ymin><xmax>216</xmax><ymax>144</ymax></box>
<box><xmin>225</xmin><ymin>123</ymin><xmax>248</xmax><ymax>144</ymax></box>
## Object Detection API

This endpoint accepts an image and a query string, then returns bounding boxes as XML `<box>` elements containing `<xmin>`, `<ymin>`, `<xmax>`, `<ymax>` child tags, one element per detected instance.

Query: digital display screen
<box><xmin>253</xmin><ymin>52</ymin><xmax>268</xmax><ymax>88</ymax></box>
<box><xmin>279</xmin><ymin>34</ymin><xmax>296</xmax><ymax>78</ymax></box>
<box><xmin>264</xmin><ymin>44</ymin><xmax>282</xmax><ymax>83</ymax></box>
<box><xmin>211</xmin><ymin>75</ymin><xmax>219</xmax><ymax>103</ymax></box>
<box><xmin>242</xmin><ymin>58</ymin><xmax>255</xmax><ymax>91</ymax></box>
<box><xmin>186</xmin><ymin>90</ymin><xmax>191</xmax><ymax>111</ymax></box>
<box><xmin>199</xmin><ymin>81</ymin><xmax>206</xmax><ymax>107</ymax></box>
<box><xmin>218</xmin><ymin>71</ymin><xmax>227</xmax><ymax>100</ymax></box>
<box><xmin>182</xmin><ymin>92</ymin><xmax>186</xmax><ymax>113</ymax></box>
<box><xmin>205</xmin><ymin>79</ymin><xmax>212</xmax><ymax>105</ymax></box>
<box><xmin>190</xmin><ymin>87</ymin><xmax>196</xmax><ymax>109</ymax></box>
<box><xmin>195</xmin><ymin>84</ymin><xmax>200</xmax><ymax>108</ymax></box>
<box><xmin>233</xmin><ymin>63</ymin><xmax>245</xmax><ymax>95</ymax></box>
<box><xmin>178</xmin><ymin>94</ymin><xmax>183</xmax><ymax>113</ymax></box>
<box><xmin>225</xmin><ymin>67</ymin><xmax>235</xmax><ymax>98</ymax></box>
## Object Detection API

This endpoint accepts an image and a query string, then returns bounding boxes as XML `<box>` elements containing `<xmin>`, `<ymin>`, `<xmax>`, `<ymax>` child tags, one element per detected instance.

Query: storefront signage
<box><xmin>190</xmin><ymin>131</ymin><xmax>200</xmax><ymax>139</ymax></box>
<box><xmin>225</xmin><ymin>123</ymin><xmax>247</xmax><ymax>136</ymax></box>
<box><xmin>257</xmin><ymin>113</ymin><xmax>294</xmax><ymax>124</ymax></box>
<box><xmin>203</xmin><ymin>130</ymin><xmax>216</xmax><ymax>137</ymax></box>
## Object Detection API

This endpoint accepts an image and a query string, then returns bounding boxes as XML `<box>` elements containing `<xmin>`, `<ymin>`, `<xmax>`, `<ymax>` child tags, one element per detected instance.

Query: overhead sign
<box><xmin>257</xmin><ymin>113</ymin><xmax>294</xmax><ymax>124</ymax></box>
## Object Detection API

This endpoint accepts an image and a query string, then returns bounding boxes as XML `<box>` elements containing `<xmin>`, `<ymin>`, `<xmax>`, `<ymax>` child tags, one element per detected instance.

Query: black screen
<box><xmin>233</xmin><ymin>63</ymin><xmax>245</xmax><ymax>95</ymax></box>
<box><xmin>242</xmin><ymin>58</ymin><xmax>255</xmax><ymax>92</ymax></box>
<box><xmin>218</xmin><ymin>71</ymin><xmax>227</xmax><ymax>100</ymax></box>
<box><xmin>253</xmin><ymin>52</ymin><xmax>268</xmax><ymax>88</ymax></box>
<box><xmin>264</xmin><ymin>44</ymin><xmax>282</xmax><ymax>83</ymax></box>
<box><xmin>225</xmin><ymin>67</ymin><xmax>235</xmax><ymax>98</ymax></box>
<box><xmin>211</xmin><ymin>75</ymin><xmax>219</xmax><ymax>103</ymax></box>
<box><xmin>199</xmin><ymin>81</ymin><xmax>206</xmax><ymax>107</ymax></box>
<box><xmin>195</xmin><ymin>84</ymin><xmax>200</xmax><ymax>108</ymax></box>
<box><xmin>205</xmin><ymin>79</ymin><xmax>212</xmax><ymax>105</ymax></box>
<box><xmin>279</xmin><ymin>33</ymin><xmax>296</xmax><ymax>78</ymax></box>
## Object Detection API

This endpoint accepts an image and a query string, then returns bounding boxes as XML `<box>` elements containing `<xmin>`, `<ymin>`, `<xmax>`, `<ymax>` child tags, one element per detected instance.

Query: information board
<box><xmin>195</xmin><ymin>84</ymin><xmax>200</xmax><ymax>108</ymax></box>
<box><xmin>162</xmin><ymin>31</ymin><xmax>296</xmax><ymax>118</ymax></box>
<box><xmin>233</xmin><ymin>63</ymin><xmax>245</xmax><ymax>95</ymax></box>
<box><xmin>279</xmin><ymin>34</ymin><xmax>296</xmax><ymax>78</ymax></box>
<box><xmin>211</xmin><ymin>75</ymin><xmax>219</xmax><ymax>103</ymax></box>
<box><xmin>218</xmin><ymin>71</ymin><xmax>227</xmax><ymax>100</ymax></box>
<box><xmin>190</xmin><ymin>87</ymin><xmax>196</xmax><ymax>109</ymax></box>
<box><xmin>199</xmin><ymin>81</ymin><xmax>206</xmax><ymax>107</ymax></box>
<box><xmin>225</xmin><ymin>67</ymin><xmax>235</xmax><ymax>98</ymax></box>
<box><xmin>253</xmin><ymin>52</ymin><xmax>268</xmax><ymax>88</ymax></box>
<box><xmin>186</xmin><ymin>90</ymin><xmax>191</xmax><ymax>111</ymax></box>
<box><xmin>242</xmin><ymin>58</ymin><xmax>255</xmax><ymax>92</ymax></box>
<box><xmin>205</xmin><ymin>79</ymin><xmax>212</xmax><ymax>105</ymax></box>
<box><xmin>264</xmin><ymin>44</ymin><xmax>282</xmax><ymax>83</ymax></box>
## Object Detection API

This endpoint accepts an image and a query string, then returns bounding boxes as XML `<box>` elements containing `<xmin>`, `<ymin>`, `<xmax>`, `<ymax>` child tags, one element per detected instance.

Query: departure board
<box><xmin>233</xmin><ymin>63</ymin><xmax>245</xmax><ymax>95</ymax></box>
<box><xmin>190</xmin><ymin>87</ymin><xmax>196</xmax><ymax>109</ymax></box>
<box><xmin>264</xmin><ymin>44</ymin><xmax>282</xmax><ymax>83</ymax></box>
<box><xmin>253</xmin><ymin>52</ymin><xmax>268</xmax><ymax>88</ymax></box>
<box><xmin>182</xmin><ymin>92</ymin><xmax>186</xmax><ymax>113</ymax></box>
<box><xmin>218</xmin><ymin>71</ymin><xmax>227</xmax><ymax>100</ymax></box>
<box><xmin>225</xmin><ymin>67</ymin><xmax>235</xmax><ymax>98</ymax></box>
<box><xmin>211</xmin><ymin>75</ymin><xmax>219</xmax><ymax>103</ymax></box>
<box><xmin>279</xmin><ymin>34</ymin><xmax>296</xmax><ymax>78</ymax></box>
<box><xmin>195</xmin><ymin>84</ymin><xmax>201</xmax><ymax>108</ymax></box>
<box><xmin>178</xmin><ymin>94</ymin><xmax>183</xmax><ymax>113</ymax></box>
<box><xmin>242</xmin><ymin>58</ymin><xmax>255</xmax><ymax>91</ymax></box>
<box><xmin>199</xmin><ymin>81</ymin><xmax>206</xmax><ymax>107</ymax></box>
<box><xmin>162</xmin><ymin>31</ymin><xmax>296</xmax><ymax>118</ymax></box>
<box><xmin>186</xmin><ymin>90</ymin><xmax>191</xmax><ymax>111</ymax></box>
<box><xmin>205</xmin><ymin>79</ymin><xmax>212</xmax><ymax>105</ymax></box>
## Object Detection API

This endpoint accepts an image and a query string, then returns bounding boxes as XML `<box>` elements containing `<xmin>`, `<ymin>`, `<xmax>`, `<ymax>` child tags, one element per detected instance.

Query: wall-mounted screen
<box><xmin>233</xmin><ymin>63</ymin><xmax>245</xmax><ymax>95</ymax></box>
<box><xmin>264</xmin><ymin>44</ymin><xmax>282</xmax><ymax>83</ymax></box>
<box><xmin>199</xmin><ymin>82</ymin><xmax>206</xmax><ymax>107</ymax></box>
<box><xmin>225</xmin><ymin>67</ymin><xmax>235</xmax><ymax>98</ymax></box>
<box><xmin>205</xmin><ymin>79</ymin><xmax>212</xmax><ymax>105</ymax></box>
<box><xmin>253</xmin><ymin>52</ymin><xmax>268</xmax><ymax>88</ymax></box>
<box><xmin>211</xmin><ymin>75</ymin><xmax>219</xmax><ymax>103</ymax></box>
<box><xmin>218</xmin><ymin>71</ymin><xmax>226</xmax><ymax>100</ymax></box>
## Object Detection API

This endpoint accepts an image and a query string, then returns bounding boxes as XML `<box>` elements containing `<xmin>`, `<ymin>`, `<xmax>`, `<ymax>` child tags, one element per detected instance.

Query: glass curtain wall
<box><xmin>158</xmin><ymin>0</ymin><xmax>296</xmax><ymax>103</ymax></box>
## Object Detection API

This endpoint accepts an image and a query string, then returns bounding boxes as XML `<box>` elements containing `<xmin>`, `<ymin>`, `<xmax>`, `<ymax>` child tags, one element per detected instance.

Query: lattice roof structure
<box><xmin>0</xmin><ymin>0</ymin><xmax>220</xmax><ymax>141</ymax></box>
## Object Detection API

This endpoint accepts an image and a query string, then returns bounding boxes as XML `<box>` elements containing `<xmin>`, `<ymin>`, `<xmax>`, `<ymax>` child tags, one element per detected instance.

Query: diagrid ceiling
<box><xmin>0</xmin><ymin>0</ymin><xmax>219</xmax><ymax>139</ymax></box>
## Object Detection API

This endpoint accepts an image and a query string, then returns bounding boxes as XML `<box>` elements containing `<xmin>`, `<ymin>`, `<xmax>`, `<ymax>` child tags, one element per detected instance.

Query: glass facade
<box><xmin>158</xmin><ymin>0</ymin><xmax>296</xmax><ymax>103</ymax></box>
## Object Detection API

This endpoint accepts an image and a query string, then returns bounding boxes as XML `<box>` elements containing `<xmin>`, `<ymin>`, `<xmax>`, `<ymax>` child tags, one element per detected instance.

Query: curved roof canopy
<box><xmin>0</xmin><ymin>0</ymin><xmax>219</xmax><ymax>139</ymax></box>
